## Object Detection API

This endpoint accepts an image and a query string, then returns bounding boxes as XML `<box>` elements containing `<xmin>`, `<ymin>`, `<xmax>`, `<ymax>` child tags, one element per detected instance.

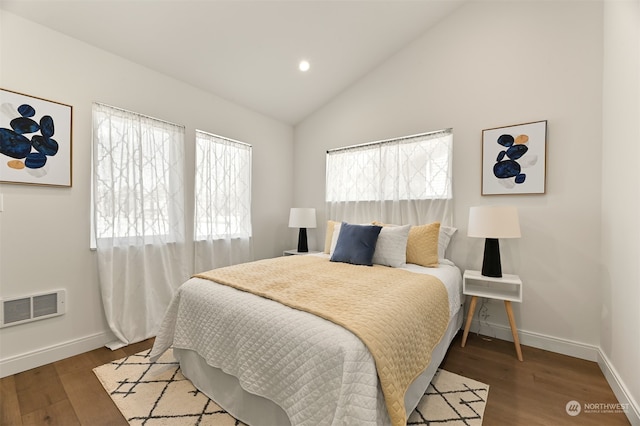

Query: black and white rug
<box><xmin>93</xmin><ymin>349</ymin><xmax>489</xmax><ymax>425</ymax></box>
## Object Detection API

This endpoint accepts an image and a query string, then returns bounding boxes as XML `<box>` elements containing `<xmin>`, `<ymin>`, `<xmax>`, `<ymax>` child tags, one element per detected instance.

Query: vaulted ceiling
<box><xmin>0</xmin><ymin>1</ymin><xmax>464</xmax><ymax>125</ymax></box>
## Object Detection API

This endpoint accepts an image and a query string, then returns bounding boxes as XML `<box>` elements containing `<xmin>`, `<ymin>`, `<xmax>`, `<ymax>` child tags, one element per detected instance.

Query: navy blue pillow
<box><xmin>330</xmin><ymin>222</ymin><xmax>382</xmax><ymax>266</ymax></box>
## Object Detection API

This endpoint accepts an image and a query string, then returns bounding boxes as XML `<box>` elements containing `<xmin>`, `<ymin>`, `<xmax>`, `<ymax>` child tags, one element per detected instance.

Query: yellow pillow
<box><xmin>406</xmin><ymin>222</ymin><xmax>441</xmax><ymax>267</ymax></box>
<box><xmin>324</xmin><ymin>220</ymin><xmax>340</xmax><ymax>254</ymax></box>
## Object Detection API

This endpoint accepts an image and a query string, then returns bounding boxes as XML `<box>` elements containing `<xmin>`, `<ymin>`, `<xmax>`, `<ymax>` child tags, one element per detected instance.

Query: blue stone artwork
<box><xmin>483</xmin><ymin>121</ymin><xmax>546</xmax><ymax>195</ymax></box>
<box><xmin>0</xmin><ymin>103</ymin><xmax>58</xmax><ymax>170</ymax></box>
<box><xmin>505</xmin><ymin>144</ymin><xmax>528</xmax><ymax>160</ymax></box>
<box><xmin>10</xmin><ymin>117</ymin><xmax>39</xmax><ymax>134</ymax></box>
<box><xmin>17</xmin><ymin>104</ymin><xmax>35</xmax><ymax>118</ymax></box>
<box><xmin>492</xmin><ymin>133</ymin><xmax>531</xmax><ymax>185</ymax></box>
<box><xmin>0</xmin><ymin>128</ymin><xmax>32</xmax><ymax>158</ymax></box>
<box><xmin>493</xmin><ymin>159</ymin><xmax>521</xmax><ymax>178</ymax></box>
<box><xmin>40</xmin><ymin>115</ymin><xmax>55</xmax><ymax>138</ymax></box>
<box><xmin>32</xmin><ymin>135</ymin><xmax>59</xmax><ymax>156</ymax></box>
<box><xmin>25</xmin><ymin>152</ymin><xmax>47</xmax><ymax>169</ymax></box>
<box><xmin>497</xmin><ymin>134</ymin><xmax>514</xmax><ymax>147</ymax></box>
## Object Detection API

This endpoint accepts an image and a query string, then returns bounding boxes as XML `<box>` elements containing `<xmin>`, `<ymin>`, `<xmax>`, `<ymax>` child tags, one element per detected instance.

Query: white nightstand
<box><xmin>461</xmin><ymin>269</ymin><xmax>524</xmax><ymax>361</ymax></box>
<box><xmin>283</xmin><ymin>249</ymin><xmax>321</xmax><ymax>256</ymax></box>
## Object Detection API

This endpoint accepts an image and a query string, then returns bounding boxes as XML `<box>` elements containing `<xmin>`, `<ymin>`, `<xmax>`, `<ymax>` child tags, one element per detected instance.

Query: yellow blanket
<box><xmin>194</xmin><ymin>255</ymin><xmax>450</xmax><ymax>426</ymax></box>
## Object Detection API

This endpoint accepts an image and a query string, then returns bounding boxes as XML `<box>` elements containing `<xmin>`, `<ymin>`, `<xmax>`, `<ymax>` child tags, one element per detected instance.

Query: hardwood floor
<box><xmin>1</xmin><ymin>339</ymin><xmax>153</xmax><ymax>426</ymax></box>
<box><xmin>441</xmin><ymin>333</ymin><xmax>630</xmax><ymax>426</ymax></box>
<box><xmin>1</xmin><ymin>333</ymin><xmax>631</xmax><ymax>425</ymax></box>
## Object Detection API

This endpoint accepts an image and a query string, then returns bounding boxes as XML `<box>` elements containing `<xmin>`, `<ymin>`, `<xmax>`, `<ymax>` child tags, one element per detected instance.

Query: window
<box><xmin>325</xmin><ymin>129</ymin><xmax>453</xmax><ymax>226</ymax></box>
<box><xmin>194</xmin><ymin>130</ymin><xmax>252</xmax><ymax>240</ymax></box>
<box><xmin>326</xmin><ymin>129</ymin><xmax>453</xmax><ymax>202</ymax></box>
<box><xmin>92</xmin><ymin>103</ymin><xmax>185</xmax><ymax>244</ymax></box>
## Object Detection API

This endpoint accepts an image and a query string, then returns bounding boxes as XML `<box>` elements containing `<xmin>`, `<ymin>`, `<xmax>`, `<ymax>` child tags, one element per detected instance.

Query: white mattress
<box><xmin>151</xmin><ymin>257</ymin><xmax>463</xmax><ymax>426</ymax></box>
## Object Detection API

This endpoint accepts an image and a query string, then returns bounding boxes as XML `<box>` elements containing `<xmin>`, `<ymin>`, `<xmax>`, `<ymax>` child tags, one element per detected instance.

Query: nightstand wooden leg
<box><xmin>461</xmin><ymin>296</ymin><xmax>478</xmax><ymax>347</ymax></box>
<box><xmin>504</xmin><ymin>300</ymin><xmax>523</xmax><ymax>361</ymax></box>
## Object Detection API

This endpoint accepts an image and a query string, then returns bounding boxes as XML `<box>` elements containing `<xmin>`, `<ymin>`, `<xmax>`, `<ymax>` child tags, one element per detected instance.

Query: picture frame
<box><xmin>482</xmin><ymin>120</ymin><xmax>547</xmax><ymax>195</ymax></box>
<box><xmin>0</xmin><ymin>88</ymin><xmax>73</xmax><ymax>187</ymax></box>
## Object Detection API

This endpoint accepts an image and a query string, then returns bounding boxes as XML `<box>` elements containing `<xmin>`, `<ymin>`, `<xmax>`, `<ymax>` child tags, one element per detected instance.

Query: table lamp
<box><xmin>289</xmin><ymin>208</ymin><xmax>316</xmax><ymax>252</ymax></box>
<box><xmin>468</xmin><ymin>205</ymin><xmax>521</xmax><ymax>278</ymax></box>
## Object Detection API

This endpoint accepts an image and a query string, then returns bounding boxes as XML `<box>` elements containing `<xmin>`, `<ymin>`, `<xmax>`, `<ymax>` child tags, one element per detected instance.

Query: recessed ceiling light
<box><xmin>299</xmin><ymin>60</ymin><xmax>310</xmax><ymax>72</ymax></box>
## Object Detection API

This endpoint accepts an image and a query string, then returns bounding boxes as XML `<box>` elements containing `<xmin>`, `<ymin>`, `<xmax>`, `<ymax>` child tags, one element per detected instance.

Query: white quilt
<box><xmin>150</xmin><ymin>260</ymin><xmax>461</xmax><ymax>425</ymax></box>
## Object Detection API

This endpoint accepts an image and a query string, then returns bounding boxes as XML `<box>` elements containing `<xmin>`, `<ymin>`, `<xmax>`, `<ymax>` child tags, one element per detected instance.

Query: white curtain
<box><xmin>326</xmin><ymin>129</ymin><xmax>453</xmax><ymax>226</ymax></box>
<box><xmin>92</xmin><ymin>103</ymin><xmax>188</xmax><ymax>349</ymax></box>
<box><xmin>194</xmin><ymin>130</ymin><xmax>252</xmax><ymax>273</ymax></box>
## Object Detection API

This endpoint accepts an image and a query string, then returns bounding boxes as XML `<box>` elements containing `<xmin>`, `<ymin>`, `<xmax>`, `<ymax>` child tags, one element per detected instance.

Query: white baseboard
<box><xmin>468</xmin><ymin>318</ymin><xmax>599</xmax><ymax>361</ymax></box>
<box><xmin>597</xmin><ymin>349</ymin><xmax>640</xmax><ymax>426</ymax></box>
<box><xmin>0</xmin><ymin>331</ymin><xmax>113</xmax><ymax>378</ymax></box>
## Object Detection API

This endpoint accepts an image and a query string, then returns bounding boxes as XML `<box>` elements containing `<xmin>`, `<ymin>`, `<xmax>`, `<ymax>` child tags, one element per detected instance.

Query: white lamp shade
<box><xmin>288</xmin><ymin>208</ymin><xmax>317</xmax><ymax>228</ymax></box>
<box><xmin>468</xmin><ymin>205</ymin><xmax>521</xmax><ymax>239</ymax></box>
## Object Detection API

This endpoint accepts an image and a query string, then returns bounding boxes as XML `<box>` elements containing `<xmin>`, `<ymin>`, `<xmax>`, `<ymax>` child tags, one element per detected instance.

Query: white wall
<box><xmin>601</xmin><ymin>0</ymin><xmax>640</xmax><ymax>421</ymax></box>
<box><xmin>295</xmin><ymin>1</ymin><xmax>604</xmax><ymax>354</ymax></box>
<box><xmin>0</xmin><ymin>11</ymin><xmax>293</xmax><ymax>376</ymax></box>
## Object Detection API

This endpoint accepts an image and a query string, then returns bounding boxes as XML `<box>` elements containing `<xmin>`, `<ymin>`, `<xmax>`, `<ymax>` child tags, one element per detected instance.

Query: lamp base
<box><xmin>297</xmin><ymin>228</ymin><xmax>308</xmax><ymax>252</ymax></box>
<box><xmin>481</xmin><ymin>238</ymin><xmax>502</xmax><ymax>278</ymax></box>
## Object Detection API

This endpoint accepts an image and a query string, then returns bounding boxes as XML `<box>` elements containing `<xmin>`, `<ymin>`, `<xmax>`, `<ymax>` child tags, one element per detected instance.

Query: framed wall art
<box><xmin>0</xmin><ymin>88</ymin><xmax>73</xmax><ymax>187</ymax></box>
<box><xmin>482</xmin><ymin>120</ymin><xmax>547</xmax><ymax>195</ymax></box>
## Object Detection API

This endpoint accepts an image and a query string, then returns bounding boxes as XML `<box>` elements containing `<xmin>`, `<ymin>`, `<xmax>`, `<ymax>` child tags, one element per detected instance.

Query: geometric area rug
<box><xmin>94</xmin><ymin>349</ymin><xmax>489</xmax><ymax>425</ymax></box>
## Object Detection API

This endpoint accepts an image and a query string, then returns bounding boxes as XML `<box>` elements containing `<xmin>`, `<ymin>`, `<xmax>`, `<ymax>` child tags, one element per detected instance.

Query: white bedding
<box><xmin>150</xmin><ymin>256</ymin><xmax>462</xmax><ymax>425</ymax></box>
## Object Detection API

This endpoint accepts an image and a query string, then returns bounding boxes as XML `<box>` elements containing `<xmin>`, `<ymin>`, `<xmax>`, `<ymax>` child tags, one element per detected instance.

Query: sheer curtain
<box><xmin>92</xmin><ymin>103</ymin><xmax>188</xmax><ymax>349</ymax></box>
<box><xmin>326</xmin><ymin>129</ymin><xmax>453</xmax><ymax>226</ymax></box>
<box><xmin>193</xmin><ymin>130</ymin><xmax>252</xmax><ymax>273</ymax></box>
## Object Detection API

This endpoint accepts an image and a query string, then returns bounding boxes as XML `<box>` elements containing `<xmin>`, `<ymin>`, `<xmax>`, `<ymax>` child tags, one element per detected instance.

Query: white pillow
<box><xmin>372</xmin><ymin>224</ymin><xmax>411</xmax><ymax>267</ymax></box>
<box><xmin>329</xmin><ymin>222</ymin><xmax>342</xmax><ymax>254</ymax></box>
<box><xmin>439</xmin><ymin>226</ymin><xmax>457</xmax><ymax>259</ymax></box>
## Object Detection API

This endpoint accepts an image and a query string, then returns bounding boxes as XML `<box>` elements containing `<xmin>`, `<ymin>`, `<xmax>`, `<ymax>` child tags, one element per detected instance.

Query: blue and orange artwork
<box><xmin>0</xmin><ymin>103</ymin><xmax>58</xmax><ymax>170</ymax></box>
<box><xmin>482</xmin><ymin>120</ymin><xmax>547</xmax><ymax>195</ymax></box>
<box><xmin>493</xmin><ymin>133</ymin><xmax>536</xmax><ymax>186</ymax></box>
<box><xmin>0</xmin><ymin>89</ymin><xmax>72</xmax><ymax>186</ymax></box>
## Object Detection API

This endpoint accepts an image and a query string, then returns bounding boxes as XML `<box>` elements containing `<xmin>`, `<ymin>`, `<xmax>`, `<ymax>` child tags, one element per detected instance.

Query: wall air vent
<box><xmin>0</xmin><ymin>290</ymin><xmax>66</xmax><ymax>328</ymax></box>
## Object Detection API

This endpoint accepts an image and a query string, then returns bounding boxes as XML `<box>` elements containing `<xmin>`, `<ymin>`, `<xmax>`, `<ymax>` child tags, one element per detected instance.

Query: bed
<box><xmin>150</xmin><ymin>221</ymin><xmax>462</xmax><ymax>426</ymax></box>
